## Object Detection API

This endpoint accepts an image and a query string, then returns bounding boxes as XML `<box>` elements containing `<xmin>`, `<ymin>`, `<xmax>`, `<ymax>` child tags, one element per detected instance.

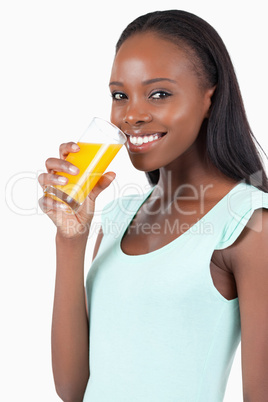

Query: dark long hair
<box><xmin>116</xmin><ymin>10</ymin><xmax>268</xmax><ymax>192</ymax></box>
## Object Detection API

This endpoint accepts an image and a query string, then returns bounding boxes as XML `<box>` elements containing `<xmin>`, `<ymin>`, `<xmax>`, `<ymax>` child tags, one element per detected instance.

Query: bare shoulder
<box><xmin>222</xmin><ymin>208</ymin><xmax>268</xmax><ymax>397</ymax></box>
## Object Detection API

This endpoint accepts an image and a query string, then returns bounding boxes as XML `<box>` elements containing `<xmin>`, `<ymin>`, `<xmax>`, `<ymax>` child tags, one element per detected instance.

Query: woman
<box><xmin>39</xmin><ymin>10</ymin><xmax>268</xmax><ymax>402</ymax></box>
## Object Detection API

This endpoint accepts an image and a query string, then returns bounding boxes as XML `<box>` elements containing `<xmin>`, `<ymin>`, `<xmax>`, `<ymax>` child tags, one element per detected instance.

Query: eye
<box><xmin>111</xmin><ymin>92</ymin><xmax>128</xmax><ymax>101</ymax></box>
<box><xmin>150</xmin><ymin>91</ymin><xmax>172</xmax><ymax>100</ymax></box>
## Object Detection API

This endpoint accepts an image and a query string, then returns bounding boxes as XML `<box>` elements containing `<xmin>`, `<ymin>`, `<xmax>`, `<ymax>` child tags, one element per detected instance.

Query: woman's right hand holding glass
<box><xmin>38</xmin><ymin>142</ymin><xmax>115</xmax><ymax>240</ymax></box>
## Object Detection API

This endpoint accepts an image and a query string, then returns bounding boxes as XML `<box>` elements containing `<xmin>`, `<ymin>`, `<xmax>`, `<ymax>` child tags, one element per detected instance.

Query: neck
<box><xmin>152</xmin><ymin>134</ymin><xmax>237</xmax><ymax>205</ymax></box>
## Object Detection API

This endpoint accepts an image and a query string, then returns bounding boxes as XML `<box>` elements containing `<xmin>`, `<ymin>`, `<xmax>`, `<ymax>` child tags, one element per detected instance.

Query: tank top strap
<box><xmin>101</xmin><ymin>188</ymin><xmax>154</xmax><ymax>239</ymax></box>
<box><xmin>215</xmin><ymin>183</ymin><xmax>268</xmax><ymax>250</ymax></box>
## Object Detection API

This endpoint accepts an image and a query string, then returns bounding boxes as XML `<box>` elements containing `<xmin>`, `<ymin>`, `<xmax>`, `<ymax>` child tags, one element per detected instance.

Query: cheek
<box><xmin>155</xmin><ymin>99</ymin><xmax>202</xmax><ymax>129</ymax></box>
<box><xmin>170</xmin><ymin>100</ymin><xmax>207</xmax><ymax>135</ymax></box>
<box><xmin>110</xmin><ymin>106</ymin><xmax>123</xmax><ymax>128</ymax></box>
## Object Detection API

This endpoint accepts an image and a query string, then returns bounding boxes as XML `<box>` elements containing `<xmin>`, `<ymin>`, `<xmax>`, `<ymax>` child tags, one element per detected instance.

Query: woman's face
<box><xmin>109</xmin><ymin>32</ymin><xmax>215</xmax><ymax>172</ymax></box>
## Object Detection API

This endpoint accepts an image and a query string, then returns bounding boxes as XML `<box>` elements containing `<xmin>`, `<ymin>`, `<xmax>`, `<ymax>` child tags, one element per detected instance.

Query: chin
<box><xmin>128</xmin><ymin>154</ymin><xmax>161</xmax><ymax>173</ymax></box>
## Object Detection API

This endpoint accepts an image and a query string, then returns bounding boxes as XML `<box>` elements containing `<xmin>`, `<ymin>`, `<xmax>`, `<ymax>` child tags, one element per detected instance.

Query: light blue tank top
<box><xmin>83</xmin><ymin>182</ymin><xmax>268</xmax><ymax>402</ymax></box>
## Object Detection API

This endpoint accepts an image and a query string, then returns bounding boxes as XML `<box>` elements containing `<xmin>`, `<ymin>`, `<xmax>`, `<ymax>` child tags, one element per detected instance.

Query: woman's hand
<box><xmin>38</xmin><ymin>142</ymin><xmax>115</xmax><ymax>239</ymax></box>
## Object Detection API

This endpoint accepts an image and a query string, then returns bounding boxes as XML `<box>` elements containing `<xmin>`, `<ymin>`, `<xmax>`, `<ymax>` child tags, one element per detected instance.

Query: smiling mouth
<box><xmin>128</xmin><ymin>132</ymin><xmax>167</xmax><ymax>145</ymax></box>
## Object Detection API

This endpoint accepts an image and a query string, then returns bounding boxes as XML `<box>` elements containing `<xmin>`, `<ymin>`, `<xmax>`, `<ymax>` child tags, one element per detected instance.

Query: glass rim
<box><xmin>91</xmin><ymin>117</ymin><xmax>127</xmax><ymax>144</ymax></box>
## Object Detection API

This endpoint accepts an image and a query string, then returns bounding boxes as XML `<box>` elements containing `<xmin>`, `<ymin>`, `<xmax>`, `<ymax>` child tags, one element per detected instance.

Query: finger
<box><xmin>59</xmin><ymin>142</ymin><xmax>80</xmax><ymax>159</ymax></box>
<box><xmin>38</xmin><ymin>172</ymin><xmax>68</xmax><ymax>189</ymax></box>
<box><xmin>39</xmin><ymin>195</ymin><xmax>71</xmax><ymax>215</ymax></box>
<box><xmin>89</xmin><ymin>172</ymin><xmax>116</xmax><ymax>202</ymax></box>
<box><xmin>45</xmin><ymin>157</ymin><xmax>80</xmax><ymax>175</ymax></box>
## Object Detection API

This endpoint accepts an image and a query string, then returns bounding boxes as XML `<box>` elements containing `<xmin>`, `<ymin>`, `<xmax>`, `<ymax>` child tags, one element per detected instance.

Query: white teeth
<box><xmin>129</xmin><ymin>133</ymin><xmax>164</xmax><ymax>145</ymax></box>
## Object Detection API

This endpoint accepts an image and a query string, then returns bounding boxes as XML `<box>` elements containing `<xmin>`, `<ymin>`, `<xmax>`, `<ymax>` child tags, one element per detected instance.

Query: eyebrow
<box><xmin>143</xmin><ymin>78</ymin><xmax>177</xmax><ymax>85</ymax></box>
<box><xmin>109</xmin><ymin>78</ymin><xmax>177</xmax><ymax>86</ymax></box>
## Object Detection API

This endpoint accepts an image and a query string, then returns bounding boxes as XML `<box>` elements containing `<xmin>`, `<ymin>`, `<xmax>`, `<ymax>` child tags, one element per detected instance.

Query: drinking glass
<box><xmin>44</xmin><ymin>117</ymin><xmax>126</xmax><ymax>212</ymax></box>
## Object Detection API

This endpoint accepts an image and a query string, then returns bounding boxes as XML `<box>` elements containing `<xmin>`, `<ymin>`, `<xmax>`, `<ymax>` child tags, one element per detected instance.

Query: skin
<box><xmin>109</xmin><ymin>32</ymin><xmax>238</xmax><ymax>298</ymax></box>
<box><xmin>39</xmin><ymin>31</ymin><xmax>268</xmax><ymax>401</ymax></box>
<box><xmin>39</xmin><ymin>145</ymin><xmax>116</xmax><ymax>400</ymax></box>
<box><xmin>110</xmin><ymin>33</ymin><xmax>215</xmax><ymax>177</ymax></box>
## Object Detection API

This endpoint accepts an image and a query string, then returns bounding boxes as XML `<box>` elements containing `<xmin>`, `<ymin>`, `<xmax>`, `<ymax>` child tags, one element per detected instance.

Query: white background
<box><xmin>1</xmin><ymin>0</ymin><xmax>267</xmax><ymax>401</ymax></box>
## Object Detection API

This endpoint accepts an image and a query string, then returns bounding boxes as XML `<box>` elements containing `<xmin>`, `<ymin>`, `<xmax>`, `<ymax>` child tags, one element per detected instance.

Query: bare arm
<box><xmin>52</xmin><ymin>233</ymin><xmax>90</xmax><ymax>402</ymax></box>
<box><xmin>229</xmin><ymin>209</ymin><xmax>268</xmax><ymax>401</ymax></box>
<box><xmin>92</xmin><ymin>227</ymin><xmax>104</xmax><ymax>262</ymax></box>
<box><xmin>38</xmin><ymin>142</ymin><xmax>115</xmax><ymax>401</ymax></box>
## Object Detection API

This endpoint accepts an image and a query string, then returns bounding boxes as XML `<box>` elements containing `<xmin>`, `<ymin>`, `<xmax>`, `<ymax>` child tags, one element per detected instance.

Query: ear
<box><xmin>204</xmin><ymin>85</ymin><xmax>216</xmax><ymax>118</ymax></box>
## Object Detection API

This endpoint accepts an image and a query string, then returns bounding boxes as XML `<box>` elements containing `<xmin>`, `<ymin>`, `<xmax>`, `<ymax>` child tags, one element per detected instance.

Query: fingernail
<box><xmin>57</xmin><ymin>176</ymin><xmax>67</xmax><ymax>184</ymax></box>
<box><xmin>72</xmin><ymin>144</ymin><xmax>80</xmax><ymax>151</ymax></box>
<box><xmin>69</xmin><ymin>165</ymin><xmax>79</xmax><ymax>174</ymax></box>
<box><xmin>60</xmin><ymin>204</ymin><xmax>73</xmax><ymax>213</ymax></box>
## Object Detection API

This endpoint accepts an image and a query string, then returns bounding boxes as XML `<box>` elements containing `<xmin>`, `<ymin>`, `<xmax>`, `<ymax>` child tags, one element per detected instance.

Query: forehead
<box><xmin>110</xmin><ymin>32</ymin><xmax>194</xmax><ymax>81</ymax></box>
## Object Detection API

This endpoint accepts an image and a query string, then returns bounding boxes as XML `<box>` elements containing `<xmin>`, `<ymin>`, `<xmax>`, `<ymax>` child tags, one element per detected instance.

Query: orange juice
<box><xmin>46</xmin><ymin>142</ymin><xmax>122</xmax><ymax>210</ymax></box>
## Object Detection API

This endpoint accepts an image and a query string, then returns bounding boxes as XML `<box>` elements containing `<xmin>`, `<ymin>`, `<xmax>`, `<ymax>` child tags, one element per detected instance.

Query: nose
<box><xmin>123</xmin><ymin>102</ymin><xmax>152</xmax><ymax>125</ymax></box>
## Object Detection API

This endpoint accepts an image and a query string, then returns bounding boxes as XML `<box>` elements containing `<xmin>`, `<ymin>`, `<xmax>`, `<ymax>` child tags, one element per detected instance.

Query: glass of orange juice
<box><xmin>43</xmin><ymin>117</ymin><xmax>126</xmax><ymax>212</ymax></box>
